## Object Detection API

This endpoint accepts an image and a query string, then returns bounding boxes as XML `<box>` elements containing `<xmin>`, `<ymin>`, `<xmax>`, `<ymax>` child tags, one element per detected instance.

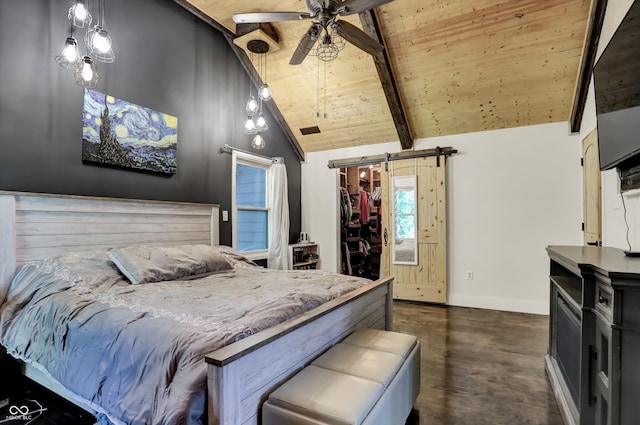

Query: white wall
<box><xmin>579</xmin><ymin>0</ymin><xmax>637</xmax><ymax>250</ymax></box>
<box><xmin>301</xmin><ymin>121</ymin><xmax>583</xmax><ymax>314</ymax></box>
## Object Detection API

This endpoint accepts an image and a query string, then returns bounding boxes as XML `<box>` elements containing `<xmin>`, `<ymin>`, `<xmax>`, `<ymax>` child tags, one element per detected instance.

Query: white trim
<box><xmin>232</xmin><ymin>151</ymin><xmax>272</xmax><ymax>255</ymax></box>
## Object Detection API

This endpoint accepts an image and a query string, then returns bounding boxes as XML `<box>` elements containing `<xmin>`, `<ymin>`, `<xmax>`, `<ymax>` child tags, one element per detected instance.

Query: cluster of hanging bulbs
<box><xmin>55</xmin><ymin>0</ymin><xmax>115</xmax><ymax>89</ymax></box>
<box><xmin>244</xmin><ymin>52</ymin><xmax>273</xmax><ymax>149</ymax></box>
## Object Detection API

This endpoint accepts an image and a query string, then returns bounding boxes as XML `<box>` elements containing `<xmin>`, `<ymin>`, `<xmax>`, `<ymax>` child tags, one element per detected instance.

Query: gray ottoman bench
<box><xmin>262</xmin><ymin>329</ymin><xmax>420</xmax><ymax>425</ymax></box>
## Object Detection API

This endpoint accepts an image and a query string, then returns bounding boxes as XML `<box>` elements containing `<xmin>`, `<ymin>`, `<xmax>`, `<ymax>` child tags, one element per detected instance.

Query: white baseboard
<box><xmin>448</xmin><ymin>293</ymin><xmax>549</xmax><ymax>315</ymax></box>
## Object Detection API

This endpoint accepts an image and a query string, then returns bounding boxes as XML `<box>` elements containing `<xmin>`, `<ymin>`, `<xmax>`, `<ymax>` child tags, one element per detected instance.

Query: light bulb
<box><xmin>252</xmin><ymin>134</ymin><xmax>265</xmax><ymax>149</ymax></box>
<box><xmin>68</xmin><ymin>1</ymin><xmax>91</xmax><ymax>27</ymax></box>
<box><xmin>75</xmin><ymin>4</ymin><xmax>87</xmax><ymax>21</ymax></box>
<box><xmin>82</xmin><ymin>62</ymin><xmax>94</xmax><ymax>82</ymax></box>
<box><xmin>244</xmin><ymin>116</ymin><xmax>256</xmax><ymax>133</ymax></box>
<box><xmin>75</xmin><ymin>56</ymin><xmax>99</xmax><ymax>88</ymax></box>
<box><xmin>258</xmin><ymin>84</ymin><xmax>272</xmax><ymax>101</ymax></box>
<box><xmin>63</xmin><ymin>45</ymin><xmax>76</xmax><ymax>62</ymax></box>
<box><xmin>56</xmin><ymin>37</ymin><xmax>80</xmax><ymax>69</ymax></box>
<box><xmin>256</xmin><ymin>114</ymin><xmax>268</xmax><ymax>131</ymax></box>
<box><xmin>246</xmin><ymin>95</ymin><xmax>259</xmax><ymax>116</ymax></box>
<box><xmin>93</xmin><ymin>31</ymin><xmax>111</xmax><ymax>53</ymax></box>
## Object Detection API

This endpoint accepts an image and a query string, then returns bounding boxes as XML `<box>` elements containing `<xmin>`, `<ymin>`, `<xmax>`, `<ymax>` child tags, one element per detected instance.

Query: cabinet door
<box><xmin>593</xmin><ymin>317</ymin><xmax>612</xmax><ymax>425</ymax></box>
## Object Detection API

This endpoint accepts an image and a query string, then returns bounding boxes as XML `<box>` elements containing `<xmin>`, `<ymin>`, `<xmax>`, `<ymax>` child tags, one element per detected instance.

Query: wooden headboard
<box><xmin>0</xmin><ymin>191</ymin><xmax>220</xmax><ymax>300</ymax></box>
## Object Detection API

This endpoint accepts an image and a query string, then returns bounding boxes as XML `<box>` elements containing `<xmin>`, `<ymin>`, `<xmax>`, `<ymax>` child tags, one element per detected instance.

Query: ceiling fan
<box><xmin>232</xmin><ymin>0</ymin><xmax>394</xmax><ymax>65</ymax></box>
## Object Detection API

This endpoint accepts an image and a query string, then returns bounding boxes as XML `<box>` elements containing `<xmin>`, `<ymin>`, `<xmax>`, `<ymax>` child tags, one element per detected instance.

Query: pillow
<box><xmin>108</xmin><ymin>244</ymin><xmax>232</xmax><ymax>284</ymax></box>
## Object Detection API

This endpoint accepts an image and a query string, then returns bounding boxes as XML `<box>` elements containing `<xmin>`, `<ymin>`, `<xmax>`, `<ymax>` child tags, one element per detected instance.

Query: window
<box><xmin>232</xmin><ymin>151</ymin><xmax>272</xmax><ymax>259</ymax></box>
<box><xmin>392</xmin><ymin>175</ymin><xmax>417</xmax><ymax>265</ymax></box>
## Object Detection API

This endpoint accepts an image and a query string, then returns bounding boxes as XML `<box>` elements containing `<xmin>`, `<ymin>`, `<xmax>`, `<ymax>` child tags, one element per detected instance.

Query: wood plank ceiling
<box><xmin>181</xmin><ymin>0</ymin><xmax>592</xmax><ymax>154</ymax></box>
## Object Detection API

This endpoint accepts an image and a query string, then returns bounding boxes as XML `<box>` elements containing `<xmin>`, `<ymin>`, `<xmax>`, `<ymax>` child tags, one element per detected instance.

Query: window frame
<box><xmin>232</xmin><ymin>150</ymin><xmax>272</xmax><ymax>260</ymax></box>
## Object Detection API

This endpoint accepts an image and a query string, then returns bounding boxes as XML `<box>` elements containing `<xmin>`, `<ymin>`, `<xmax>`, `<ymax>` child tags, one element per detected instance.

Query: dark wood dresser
<box><xmin>546</xmin><ymin>246</ymin><xmax>640</xmax><ymax>425</ymax></box>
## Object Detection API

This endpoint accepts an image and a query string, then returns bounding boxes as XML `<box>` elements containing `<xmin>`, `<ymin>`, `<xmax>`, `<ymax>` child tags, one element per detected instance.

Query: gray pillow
<box><xmin>109</xmin><ymin>244</ymin><xmax>232</xmax><ymax>284</ymax></box>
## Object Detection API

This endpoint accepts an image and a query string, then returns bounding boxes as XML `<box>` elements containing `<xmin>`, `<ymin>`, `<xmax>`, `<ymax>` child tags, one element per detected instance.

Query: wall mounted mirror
<box><xmin>392</xmin><ymin>175</ymin><xmax>417</xmax><ymax>265</ymax></box>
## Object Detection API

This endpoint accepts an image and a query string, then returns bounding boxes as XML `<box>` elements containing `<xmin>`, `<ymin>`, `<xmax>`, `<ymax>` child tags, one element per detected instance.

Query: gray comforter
<box><xmin>0</xmin><ymin>249</ymin><xmax>369</xmax><ymax>425</ymax></box>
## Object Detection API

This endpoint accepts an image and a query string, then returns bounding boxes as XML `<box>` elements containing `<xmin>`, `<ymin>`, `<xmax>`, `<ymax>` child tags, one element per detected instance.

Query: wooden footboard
<box><xmin>205</xmin><ymin>276</ymin><xmax>393</xmax><ymax>425</ymax></box>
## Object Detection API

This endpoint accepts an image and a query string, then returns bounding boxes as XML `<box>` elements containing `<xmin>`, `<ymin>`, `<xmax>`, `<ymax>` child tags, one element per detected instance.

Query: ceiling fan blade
<box><xmin>232</xmin><ymin>12</ymin><xmax>311</xmax><ymax>23</ymax></box>
<box><xmin>290</xmin><ymin>24</ymin><xmax>321</xmax><ymax>65</ymax></box>
<box><xmin>337</xmin><ymin>0</ymin><xmax>394</xmax><ymax>15</ymax></box>
<box><xmin>334</xmin><ymin>20</ymin><xmax>384</xmax><ymax>56</ymax></box>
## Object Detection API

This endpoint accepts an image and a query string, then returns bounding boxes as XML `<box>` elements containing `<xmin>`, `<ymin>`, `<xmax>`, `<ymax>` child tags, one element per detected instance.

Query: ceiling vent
<box><xmin>300</xmin><ymin>126</ymin><xmax>321</xmax><ymax>135</ymax></box>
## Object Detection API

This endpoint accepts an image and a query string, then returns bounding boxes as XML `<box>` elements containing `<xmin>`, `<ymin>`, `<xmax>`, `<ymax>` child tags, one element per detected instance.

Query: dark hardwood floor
<box><xmin>395</xmin><ymin>301</ymin><xmax>564</xmax><ymax>425</ymax></box>
<box><xmin>1</xmin><ymin>301</ymin><xmax>563</xmax><ymax>425</ymax></box>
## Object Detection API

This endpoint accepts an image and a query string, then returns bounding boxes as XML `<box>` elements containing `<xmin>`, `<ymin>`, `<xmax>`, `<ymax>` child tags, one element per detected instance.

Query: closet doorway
<box><xmin>381</xmin><ymin>156</ymin><xmax>447</xmax><ymax>303</ymax></box>
<box><xmin>339</xmin><ymin>165</ymin><xmax>383</xmax><ymax>280</ymax></box>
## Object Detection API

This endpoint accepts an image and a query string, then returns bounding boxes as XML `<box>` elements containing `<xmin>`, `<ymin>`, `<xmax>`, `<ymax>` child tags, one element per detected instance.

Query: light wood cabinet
<box><xmin>546</xmin><ymin>246</ymin><xmax>640</xmax><ymax>425</ymax></box>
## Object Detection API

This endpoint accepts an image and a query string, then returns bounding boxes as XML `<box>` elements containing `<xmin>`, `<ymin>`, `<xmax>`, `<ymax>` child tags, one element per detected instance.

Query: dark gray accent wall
<box><xmin>0</xmin><ymin>0</ymin><xmax>301</xmax><ymax>246</ymax></box>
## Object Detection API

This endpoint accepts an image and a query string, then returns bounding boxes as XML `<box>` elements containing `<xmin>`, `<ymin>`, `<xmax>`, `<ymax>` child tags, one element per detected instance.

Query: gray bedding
<box><xmin>0</xmin><ymin>247</ymin><xmax>369</xmax><ymax>425</ymax></box>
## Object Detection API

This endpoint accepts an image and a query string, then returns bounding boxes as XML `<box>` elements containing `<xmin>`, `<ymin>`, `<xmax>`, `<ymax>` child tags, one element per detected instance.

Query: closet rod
<box><xmin>327</xmin><ymin>146</ymin><xmax>457</xmax><ymax>169</ymax></box>
<box><xmin>219</xmin><ymin>144</ymin><xmax>282</xmax><ymax>163</ymax></box>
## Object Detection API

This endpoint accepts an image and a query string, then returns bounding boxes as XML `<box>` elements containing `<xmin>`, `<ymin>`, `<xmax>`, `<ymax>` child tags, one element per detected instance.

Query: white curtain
<box><xmin>268</xmin><ymin>162</ymin><xmax>290</xmax><ymax>269</ymax></box>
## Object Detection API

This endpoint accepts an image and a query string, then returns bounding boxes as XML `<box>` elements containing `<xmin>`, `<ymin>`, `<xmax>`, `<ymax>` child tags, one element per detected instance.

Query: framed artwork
<box><xmin>81</xmin><ymin>89</ymin><xmax>178</xmax><ymax>174</ymax></box>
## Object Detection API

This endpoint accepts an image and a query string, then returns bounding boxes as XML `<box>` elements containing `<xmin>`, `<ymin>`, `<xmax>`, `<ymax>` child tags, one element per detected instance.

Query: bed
<box><xmin>0</xmin><ymin>191</ymin><xmax>393</xmax><ymax>425</ymax></box>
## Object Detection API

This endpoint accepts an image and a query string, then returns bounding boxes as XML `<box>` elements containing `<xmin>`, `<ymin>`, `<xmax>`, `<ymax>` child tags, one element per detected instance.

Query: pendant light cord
<box><xmin>100</xmin><ymin>0</ymin><xmax>105</xmax><ymax>27</ymax></box>
<box><xmin>323</xmin><ymin>60</ymin><xmax>327</xmax><ymax>119</ymax></box>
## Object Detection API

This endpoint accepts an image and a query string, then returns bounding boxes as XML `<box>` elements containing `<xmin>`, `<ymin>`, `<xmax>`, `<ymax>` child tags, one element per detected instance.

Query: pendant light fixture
<box><xmin>246</xmin><ymin>67</ymin><xmax>259</xmax><ymax>116</ymax></box>
<box><xmin>55</xmin><ymin>21</ymin><xmax>81</xmax><ymax>69</ymax></box>
<box><xmin>243</xmin><ymin>40</ymin><xmax>272</xmax><ymax>149</ymax></box>
<box><xmin>68</xmin><ymin>0</ymin><xmax>92</xmax><ymax>28</ymax></box>
<box><xmin>255</xmin><ymin>112</ymin><xmax>269</xmax><ymax>132</ymax></box>
<box><xmin>75</xmin><ymin>55</ymin><xmax>99</xmax><ymax>88</ymax></box>
<box><xmin>251</xmin><ymin>133</ymin><xmax>266</xmax><ymax>150</ymax></box>
<box><xmin>257</xmin><ymin>52</ymin><xmax>272</xmax><ymax>101</ymax></box>
<box><xmin>85</xmin><ymin>0</ymin><xmax>115</xmax><ymax>63</ymax></box>
<box><xmin>255</xmin><ymin>96</ymin><xmax>269</xmax><ymax>133</ymax></box>
<box><xmin>244</xmin><ymin>116</ymin><xmax>257</xmax><ymax>134</ymax></box>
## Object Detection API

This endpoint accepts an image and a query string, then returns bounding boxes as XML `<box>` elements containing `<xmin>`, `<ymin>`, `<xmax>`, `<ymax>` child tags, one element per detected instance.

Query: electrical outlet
<box><xmin>466</xmin><ymin>271</ymin><xmax>474</xmax><ymax>280</ymax></box>
<box><xmin>222</xmin><ymin>210</ymin><xmax>229</xmax><ymax>222</ymax></box>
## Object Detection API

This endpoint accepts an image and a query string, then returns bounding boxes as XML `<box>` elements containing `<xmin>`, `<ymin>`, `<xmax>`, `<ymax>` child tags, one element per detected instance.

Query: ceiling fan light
<box><xmin>55</xmin><ymin>37</ymin><xmax>81</xmax><ymax>70</ymax></box>
<box><xmin>258</xmin><ymin>84</ymin><xmax>272</xmax><ymax>101</ymax></box>
<box><xmin>316</xmin><ymin>42</ymin><xmax>339</xmax><ymax>62</ymax></box>
<box><xmin>251</xmin><ymin>133</ymin><xmax>266</xmax><ymax>150</ymax></box>
<box><xmin>68</xmin><ymin>0</ymin><xmax>92</xmax><ymax>28</ymax></box>
<box><xmin>329</xmin><ymin>26</ymin><xmax>346</xmax><ymax>51</ymax></box>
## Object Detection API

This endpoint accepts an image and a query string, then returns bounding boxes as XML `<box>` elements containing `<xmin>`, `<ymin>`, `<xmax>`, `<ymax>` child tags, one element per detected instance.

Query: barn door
<box><xmin>582</xmin><ymin>128</ymin><xmax>601</xmax><ymax>246</ymax></box>
<box><xmin>381</xmin><ymin>156</ymin><xmax>447</xmax><ymax>303</ymax></box>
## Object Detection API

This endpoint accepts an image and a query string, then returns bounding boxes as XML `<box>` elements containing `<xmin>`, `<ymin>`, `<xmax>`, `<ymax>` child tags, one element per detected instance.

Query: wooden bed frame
<box><xmin>0</xmin><ymin>191</ymin><xmax>393</xmax><ymax>425</ymax></box>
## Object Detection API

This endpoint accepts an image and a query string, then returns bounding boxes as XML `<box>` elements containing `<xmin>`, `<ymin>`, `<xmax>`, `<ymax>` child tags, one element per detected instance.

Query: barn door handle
<box><xmin>384</xmin><ymin>228</ymin><xmax>388</xmax><ymax>246</ymax></box>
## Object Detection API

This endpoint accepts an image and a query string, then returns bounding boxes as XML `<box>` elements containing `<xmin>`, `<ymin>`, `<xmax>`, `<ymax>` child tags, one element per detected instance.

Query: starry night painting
<box><xmin>81</xmin><ymin>89</ymin><xmax>177</xmax><ymax>174</ymax></box>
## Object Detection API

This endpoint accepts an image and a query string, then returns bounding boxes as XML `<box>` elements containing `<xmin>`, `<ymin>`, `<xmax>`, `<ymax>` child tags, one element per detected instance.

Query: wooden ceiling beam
<box><xmin>570</xmin><ymin>0</ymin><xmax>608</xmax><ymax>133</ymax></box>
<box><xmin>172</xmin><ymin>0</ymin><xmax>305</xmax><ymax>160</ymax></box>
<box><xmin>359</xmin><ymin>9</ymin><xmax>413</xmax><ymax>150</ymax></box>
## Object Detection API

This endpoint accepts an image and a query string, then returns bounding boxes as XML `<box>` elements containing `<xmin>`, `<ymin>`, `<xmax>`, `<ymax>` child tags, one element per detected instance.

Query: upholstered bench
<box><xmin>262</xmin><ymin>329</ymin><xmax>420</xmax><ymax>425</ymax></box>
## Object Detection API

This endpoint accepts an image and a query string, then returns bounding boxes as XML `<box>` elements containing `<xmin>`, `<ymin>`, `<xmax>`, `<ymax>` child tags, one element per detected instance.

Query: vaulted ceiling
<box><xmin>178</xmin><ymin>0</ymin><xmax>593</xmax><ymax>155</ymax></box>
